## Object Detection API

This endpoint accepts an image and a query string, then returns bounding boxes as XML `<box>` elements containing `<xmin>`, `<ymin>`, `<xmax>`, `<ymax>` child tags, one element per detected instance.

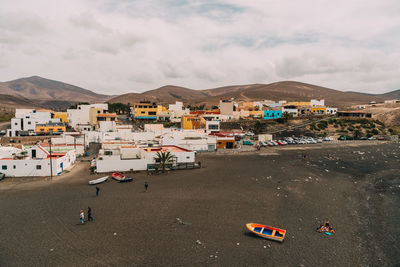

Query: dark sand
<box><xmin>0</xmin><ymin>142</ymin><xmax>399</xmax><ymax>266</ymax></box>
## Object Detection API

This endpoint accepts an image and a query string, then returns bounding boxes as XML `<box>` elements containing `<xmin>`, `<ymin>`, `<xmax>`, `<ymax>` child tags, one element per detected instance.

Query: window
<box><xmin>40</xmin><ymin>129</ymin><xmax>44</xmax><ymax>132</ymax></box>
<box><xmin>2</xmin><ymin>165</ymin><xmax>7</xmax><ymax>170</ymax></box>
<box><xmin>104</xmin><ymin>151</ymin><xmax>113</xmax><ymax>155</ymax></box>
<box><xmin>36</xmin><ymin>165</ymin><xmax>41</xmax><ymax>170</ymax></box>
<box><xmin>97</xmin><ymin>110</ymin><xmax>101</xmax><ymax>114</ymax></box>
<box><xmin>186</xmin><ymin>156</ymin><xmax>190</xmax><ymax>159</ymax></box>
<box><xmin>148</xmin><ymin>112</ymin><xmax>156</xmax><ymax>115</ymax></box>
<box><xmin>13</xmin><ymin>165</ymin><xmax>16</xmax><ymax>169</ymax></box>
<box><xmin>15</xmin><ymin>123</ymin><xmax>18</xmax><ymax>125</ymax></box>
<box><xmin>28</xmin><ymin>121</ymin><xmax>31</xmax><ymax>125</ymax></box>
<box><xmin>141</xmin><ymin>111</ymin><xmax>145</xmax><ymax>114</ymax></box>
<box><xmin>57</xmin><ymin>128</ymin><xmax>62</xmax><ymax>131</ymax></box>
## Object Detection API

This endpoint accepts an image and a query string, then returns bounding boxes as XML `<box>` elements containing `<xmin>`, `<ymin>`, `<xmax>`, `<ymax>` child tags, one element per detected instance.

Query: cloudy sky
<box><xmin>0</xmin><ymin>0</ymin><xmax>399</xmax><ymax>94</ymax></box>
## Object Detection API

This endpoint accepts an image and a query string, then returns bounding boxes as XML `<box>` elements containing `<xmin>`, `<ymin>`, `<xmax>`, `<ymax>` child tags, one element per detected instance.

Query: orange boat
<box><xmin>246</xmin><ymin>223</ymin><xmax>286</xmax><ymax>242</ymax></box>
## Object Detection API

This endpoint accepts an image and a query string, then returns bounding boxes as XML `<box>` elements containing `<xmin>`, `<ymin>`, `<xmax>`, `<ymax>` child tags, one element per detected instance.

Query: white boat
<box><xmin>89</xmin><ymin>176</ymin><xmax>108</xmax><ymax>185</ymax></box>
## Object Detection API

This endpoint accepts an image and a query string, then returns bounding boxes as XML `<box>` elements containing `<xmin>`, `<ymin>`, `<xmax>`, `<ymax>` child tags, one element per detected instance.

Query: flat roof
<box><xmin>142</xmin><ymin>145</ymin><xmax>192</xmax><ymax>153</ymax></box>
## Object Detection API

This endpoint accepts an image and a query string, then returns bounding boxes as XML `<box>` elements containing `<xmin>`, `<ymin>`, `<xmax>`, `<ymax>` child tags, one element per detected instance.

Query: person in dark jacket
<box><xmin>96</xmin><ymin>186</ymin><xmax>100</xmax><ymax>196</ymax></box>
<box><xmin>144</xmin><ymin>181</ymin><xmax>148</xmax><ymax>192</ymax></box>
<box><xmin>87</xmin><ymin>206</ymin><xmax>93</xmax><ymax>221</ymax></box>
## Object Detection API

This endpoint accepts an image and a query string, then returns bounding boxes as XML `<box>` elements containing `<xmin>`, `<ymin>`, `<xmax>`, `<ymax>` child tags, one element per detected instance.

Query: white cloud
<box><xmin>0</xmin><ymin>0</ymin><xmax>399</xmax><ymax>95</ymax></box>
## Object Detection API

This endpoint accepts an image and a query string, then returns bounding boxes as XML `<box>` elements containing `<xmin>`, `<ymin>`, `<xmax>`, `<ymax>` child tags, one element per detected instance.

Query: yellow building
<box><xmin>53</xmin><ymin>112</ymin><xmax>68</xmax><ymax>123</ymax></box>
<box><xmin>133</xmin><ymin>101</ymin><xmax>160</xmax><ymax>120</ymax></box>
<box><xmin>181</xmin><ymin>115</ymin><xmax>206</xmax><ymax>130</ymax></box>
<box><xmin>286</xmin><ymin>102</ymin><xmax>310</xmax><ymax>107</ymax></box>
<box><xmin>249</xmin><ymin>110</ymin><xmax>264</xmax><ymax>118</ymax></box>
<box><xmin>89</xmin><ymin>107</ymin><xmax>107</xmax><ymax>125</ymax></box>
<box><xmin>311</xmin><ymin>107</ymin><xmax>326</xmax><ymax>115</ymax></box>
<box><xmin>96</xmin><ymin>113</ymin><xmax>117</xmax><ymax>125</ymax></box>
<box><xmin>36</xmin><ymin>123</ymin><xmax>66</xmax><ymax>135</ymax></box>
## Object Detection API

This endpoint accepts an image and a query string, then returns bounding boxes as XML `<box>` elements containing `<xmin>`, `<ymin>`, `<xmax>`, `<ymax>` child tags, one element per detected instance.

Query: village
<box><xmin>0</xmin><ymin>97</ymin><xmax>398</xmax><ymax>179</ymax></box>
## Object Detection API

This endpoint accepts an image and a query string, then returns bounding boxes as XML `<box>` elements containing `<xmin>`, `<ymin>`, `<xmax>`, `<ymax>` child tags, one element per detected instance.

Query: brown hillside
<box><xmin>0</xmin><ymin>76</ymin><xmax>111</xmax><ymax>103</ymax></box>
<box><xmin>109</xmin><ymin>81</ymin><xmax>386</xmax><ymax>107</ymax></box>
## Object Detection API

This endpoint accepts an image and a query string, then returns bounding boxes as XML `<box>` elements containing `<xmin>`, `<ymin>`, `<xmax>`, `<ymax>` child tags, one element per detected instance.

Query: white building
<box><xmin>310</xmin><ymin>99</ymin><xmax>325</xmax><ymax>107</ymax></box>
<box><xmin>326</xmin><ymin>107</ymin><xmax>338</xmax><ymax>115</ymax></box>
<box><xmin>169</xmin><ymin>101</ymin><xmax>185</xmax><ymax>111</ymax></box>
<box><xmin>161</xmin><ymin>131</ymin><xmax>217</xmax><ymax>151</ymax></box>
<box><xmin>205</xmin><ymin>121</ymin><xmax>220</xmax><ymax>133</ymax></box>
<box><xmin>0</xmin><ymin>144</ymin><xmax>76</xmax><ymax>177</ymax></box>
<box><xmin>282</xmin><ymin>105</ymin><xmax>299</xmax><ymax>117</ymax></box>
<box><xmin>7</xmin><ymin>109</ymin><xmax>61</xmax><ymax>137</ymax></box>
<box><xmin>67</xmin><ymin>103</ymin><xmax>108</xmax><ymax>129</ymax></box>
<box><xmin>219</xmin><ymin>100</ymin><xmax>234</xmax><ymax>115</ymax></box>
<box><xmin>96</xmin><ymin>145</ymin><xmax>195</xmax><ymax>173</ymax></box>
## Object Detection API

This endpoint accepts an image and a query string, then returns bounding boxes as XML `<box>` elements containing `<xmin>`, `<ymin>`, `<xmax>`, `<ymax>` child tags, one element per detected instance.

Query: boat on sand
<box><xmin>119</xmin><ymin>177</ymin><xmax>133</xmax><ymax>183</ymax></box>
<box><xmin>112</xmin><ymin>172</ymin><xmax>125</xmax><ymax>181</ymax></box>
<box><xmin>246</xmin><ymin>223</ymin><xmax>286</xmax><ymax>242</ymax></box>
<box><xmin>89</xmin><ymin>176</ymin><xmax>108</xmax><ymax>185</ymax></box>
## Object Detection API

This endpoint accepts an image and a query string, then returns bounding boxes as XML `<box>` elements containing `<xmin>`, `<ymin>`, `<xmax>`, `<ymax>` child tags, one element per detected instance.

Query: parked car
<box><xmin>276</xmin><ymin>141</ymin><xmax>285</xmax><ymax>146</ymax></box>
<box><xmin>267</xmin><ymin>141</ymin><xmax>275</xmax><ymax>146</ymax></box>
<box><xmin>316</xmin><ymin>138</ymin><xmax>323</xmax><ymax>143</ymax></box>
<box><xmin>259</xmin><ymin>141</ymin><xmax>267</xmax><ymax>147</ymax></box>
<box><xmin>368</xmin><ymin>136</ymin><xmax>376</xmax><ymax>140</ymax></box>
<box><xmin>0</xmin><ymin>172</ymin><xmax>5</xmax><ymax>180</ymax></box>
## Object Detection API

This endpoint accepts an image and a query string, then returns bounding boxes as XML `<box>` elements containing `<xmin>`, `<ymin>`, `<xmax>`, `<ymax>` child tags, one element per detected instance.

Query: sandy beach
<box><xmin>0</xmin><ymin>142</ymin><xmax>399</xmax><ymax>266</ymax></box>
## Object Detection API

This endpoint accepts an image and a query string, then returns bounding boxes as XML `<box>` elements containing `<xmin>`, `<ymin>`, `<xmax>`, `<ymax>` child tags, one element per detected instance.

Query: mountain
<box><xmin>109</xmin><ymin>81</ymin><xmax>386</xmax><ymax>107</ymax></box>
<box><xmin>379</xmin><ymin>89</ymin><xmax>400</xmax><ymax>100</ymax></box>
<box><xmin>0</xmin><ymin>76</ymin><xmax>111</xmax><ymax>107</ymax></box>
<box><xmin>347</xmin><ymin>89</ymin><xmax>400</xmax><ymax>100</ymax></box>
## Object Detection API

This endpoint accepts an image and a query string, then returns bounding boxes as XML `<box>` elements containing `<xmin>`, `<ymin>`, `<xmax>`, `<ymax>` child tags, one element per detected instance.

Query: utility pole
<box><xmin>49</xmin><ymin>140</ymin><xmax>53</xmax><ymax>180</ymax></box>
<box><xmin>83</xmin><ymin>133</ymin><xmax>86</xmax><ymax>155</ymax></box>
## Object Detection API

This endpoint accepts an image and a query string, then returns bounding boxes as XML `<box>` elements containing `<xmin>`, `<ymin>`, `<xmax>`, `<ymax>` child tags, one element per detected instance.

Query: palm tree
<box><xmin>155</xmin><ymin>151</ymin><xmax>175</xmax><ymax>172</ymax></box>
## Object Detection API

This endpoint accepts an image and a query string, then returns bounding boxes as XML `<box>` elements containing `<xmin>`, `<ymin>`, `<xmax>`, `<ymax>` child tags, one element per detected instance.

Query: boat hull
<box><xmin>112</xmin><ymin>172</ymin><xmax>126</xmax><ymax>181</ymax></box>
<box><xmin>119</xmin><ymin>177</ymin><xmax>133</xmax><ymax>183</ymax></box>
<box><xmin>89</xmin><ymin>176</ymin><xmax>108</xmax><ymax>185</ymax></box>
<box><xmin>246</xmin><ymin>223</ymin><xmax>286</xmax><ymax>242</ymax></box>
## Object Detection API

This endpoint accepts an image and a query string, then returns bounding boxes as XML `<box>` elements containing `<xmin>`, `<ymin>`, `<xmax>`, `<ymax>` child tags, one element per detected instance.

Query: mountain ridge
<box><xmin>109</xmin><ymin>81</ymin><xmax>395</xmax><ymax>107</ymax></box>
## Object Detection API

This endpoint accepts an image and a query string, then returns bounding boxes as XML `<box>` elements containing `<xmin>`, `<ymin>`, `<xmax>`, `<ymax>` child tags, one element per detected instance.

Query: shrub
<box><xmin>371</xmin><ymin>128</ymin><xmax>379</xmax><ymax>135</ymax></box>
<box><xmin>348</xmin><ymin>126</ymin><xmax>355</xmax><ymax>131</ymax></box>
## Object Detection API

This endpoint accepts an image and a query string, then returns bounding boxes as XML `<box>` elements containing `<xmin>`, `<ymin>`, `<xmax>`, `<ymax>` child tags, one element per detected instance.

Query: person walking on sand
<box><xmin>96</xmin><ymin>186</ymin><xmax>100</xmax><ymax>196</ymax></box>
<box><xmin>144</xmin><ymin>181</ymin><xmax>148</xmax><ymax>192</ymax></box>
<box><xmin>87</xmin><ymin>206</ymin><xmax>93</xmax><ymax>221</ymax></box>
<box><xmin>80</xmin><ymin>210</ymin><xmax>85</xmax><ymax>224</ymax></box>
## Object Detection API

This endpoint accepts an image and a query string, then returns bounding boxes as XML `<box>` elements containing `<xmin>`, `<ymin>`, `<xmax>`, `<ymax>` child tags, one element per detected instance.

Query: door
<box><xmin>31</xmin><ymin>149</ymin><xmax>36</xmax><ymax>158</ymax></box>
<box><xmin>226</xmin><ymin>142</ymin><xmax>233</xmax><ymax>149</ymax></box>
<box><xmin>60</xmin><ymin>162</ymin><xmax>63</xmax><ymax>172</ymax></box>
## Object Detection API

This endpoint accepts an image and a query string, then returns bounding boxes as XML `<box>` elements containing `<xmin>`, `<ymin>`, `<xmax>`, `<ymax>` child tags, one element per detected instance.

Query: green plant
<box><xmin>371</xmin><ymin>128</ymin><xmax>379</xmax><ymax>135</ymax></box>
<box><xmin>353</xmin><ymin>129</ymin><xmax>362</xmax><ymax>139</ymax></box>
<box><xmin>155</xmin><ymin>151</ymin><xmax>175</xmax><ymax>173</ymax></box>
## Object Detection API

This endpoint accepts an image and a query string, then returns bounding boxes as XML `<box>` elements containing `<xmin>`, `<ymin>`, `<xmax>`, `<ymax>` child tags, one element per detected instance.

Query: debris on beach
<box><xmin>176</xmin><ymin>218</ymin><xmax>191</xmax><ymax>225</ymax></box>
<box><xmin>236</xmin><ymin>242</ymin><xmax>240</xmax><ymax>246</ymax></box>
<box><xmin>113</xmin><ymin>232</ymin><xmax>117</xmax><ymax>236</ymax></box>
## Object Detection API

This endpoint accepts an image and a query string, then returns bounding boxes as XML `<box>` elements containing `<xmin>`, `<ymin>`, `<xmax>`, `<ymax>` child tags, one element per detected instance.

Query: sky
<box><xmin>0</xmin><ymin>0</ymin><xmax>399</xmax><ymax>95</ymax></box>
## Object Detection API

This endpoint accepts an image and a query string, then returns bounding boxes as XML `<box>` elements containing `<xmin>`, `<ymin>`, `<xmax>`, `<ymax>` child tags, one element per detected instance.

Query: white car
<box><xmin>0</xmin><ymin>172</ymin><xmax>5</xmax><ymax>180</ymax></box>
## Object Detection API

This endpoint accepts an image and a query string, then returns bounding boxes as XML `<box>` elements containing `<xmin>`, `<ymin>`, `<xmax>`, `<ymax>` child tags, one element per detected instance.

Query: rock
<box><xmin>236</xmin><ymin>242</ymin><xmax>240</xmax><ymax>246</ymax></box>
<box><xmin>113</xmin><ymin>232</ymin><xmax>117</xmax><ymax>236</ymax></box>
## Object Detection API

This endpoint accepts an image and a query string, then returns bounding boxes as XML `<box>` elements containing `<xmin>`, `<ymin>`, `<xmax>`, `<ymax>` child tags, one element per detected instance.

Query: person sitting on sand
<box><xmin>317</xmin><ymin>219</ymin><xmax>334</xmax><ymax>233</ymax></box>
